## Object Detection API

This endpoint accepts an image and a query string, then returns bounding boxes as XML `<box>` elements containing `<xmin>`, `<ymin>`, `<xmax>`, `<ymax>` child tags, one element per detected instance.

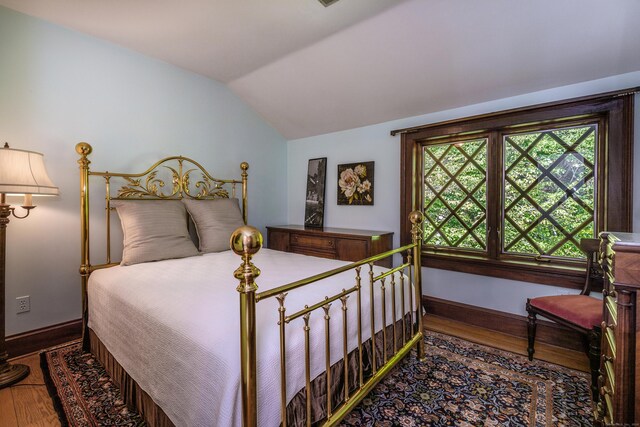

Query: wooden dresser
<box><xmin>266</xmin><ymin>225</ymin><xmax>393</xmax><ymax>268</ymax></box>
<box><xmin>597</xmin><ymin>232</ymin><xmax>639</xmax><ymax>425</ymax></box>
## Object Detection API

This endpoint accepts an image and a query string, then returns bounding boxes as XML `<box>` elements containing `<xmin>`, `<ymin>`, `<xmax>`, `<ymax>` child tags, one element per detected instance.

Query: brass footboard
<box><xmin>231</xmin><ymin>211</ymin><xmax>425</xmax><ymax>427</ymax></box>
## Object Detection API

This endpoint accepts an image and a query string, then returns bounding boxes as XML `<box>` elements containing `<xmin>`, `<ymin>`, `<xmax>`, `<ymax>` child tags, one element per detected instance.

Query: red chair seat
<box><xmin>529</xmin><ymin>295</ymin><xmax>601</xmax><ymax>329</ymax></box>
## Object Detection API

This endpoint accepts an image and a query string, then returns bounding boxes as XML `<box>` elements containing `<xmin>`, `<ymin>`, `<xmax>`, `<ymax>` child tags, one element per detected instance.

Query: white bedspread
<box><xmin>88</xmin><ymin>248</ymin><xmax>415</xmax><ymax>427</ymax></box>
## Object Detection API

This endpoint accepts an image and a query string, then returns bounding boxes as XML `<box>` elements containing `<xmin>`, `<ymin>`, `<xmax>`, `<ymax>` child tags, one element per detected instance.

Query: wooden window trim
<box><xmin>399</xmin><ymin>89</ymin><xmax>635</xmax><ymax>289</ymax></box>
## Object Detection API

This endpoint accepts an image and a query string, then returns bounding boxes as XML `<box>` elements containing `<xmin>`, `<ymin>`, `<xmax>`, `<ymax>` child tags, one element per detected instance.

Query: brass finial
<box><xmin>76</xmin><ymin>142</ymin><xmax>92</xmax><ymax>168</ymax></box>
<box><xmin>231</xmin><ymin>225</ymin><xmax>263</xmax><ymax>292</ymax></box>
<box><xmin>75</xmin><ymin>142</ymin><xmax>92</xmax><ymax>156</ymax></box>
<box><xmin>240</xmin><ymin>162</ymin><xmax>249</xmax><ymax>171</ymax></box>
<box><xmin>230</xmin><ymin>225</ymin><xmax>263</xmax><ymax>257</ymax></box>
<box><xmin>409</xmin><ymin>210</ymin><xmax>424</xmax><ymax>225</ymax></box>
<box><xmin>409</xmin><ymin>210</ymin><xmax>424</xmax><ymax>243</ymax></box>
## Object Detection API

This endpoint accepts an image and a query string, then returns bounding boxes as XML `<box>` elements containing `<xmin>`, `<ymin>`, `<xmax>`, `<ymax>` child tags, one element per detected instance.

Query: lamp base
<box><xmin>0</xmin><ymin>362</ymin><xmax>30</xmax><ymax>389</ymax></box>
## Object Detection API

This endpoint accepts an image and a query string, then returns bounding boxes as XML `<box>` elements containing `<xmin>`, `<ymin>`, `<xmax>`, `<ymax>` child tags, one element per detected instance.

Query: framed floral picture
<box><xmin>337</xmin><ymin>161</ymin><xmax>374</xmax><ymax>205</ymax></box>
<box><xmin>304</xmin><ymin>157</ymin><xmax>327</xmax><ymax>227</ymax></box>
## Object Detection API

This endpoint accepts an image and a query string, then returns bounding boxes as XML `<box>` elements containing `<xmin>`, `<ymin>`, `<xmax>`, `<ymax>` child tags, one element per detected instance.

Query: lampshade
<box><xmin>0</xmin><ymin>145</ymin><xmax>59</xmax><ymax>195</ymax></box>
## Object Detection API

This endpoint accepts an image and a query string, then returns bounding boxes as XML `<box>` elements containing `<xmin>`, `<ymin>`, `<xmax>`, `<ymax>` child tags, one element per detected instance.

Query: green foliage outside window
<box><xmin>407</xmin><ymin>93</ymin><xmax>631</xmax><ymax>286</ymax></box>
<box><xmin>503</xmin><ymin>125</ymin><xmax>596</xmax><ymax>259</ymax></box>
<box><xmin>423</xmin><ymin>139</ymin><xmax>487</xmax><ymax>250</ymax></box>
<box><xmin>422</xmin><ymin>125</ymin><xmax>596</xmax><ymax>260</ymax></box>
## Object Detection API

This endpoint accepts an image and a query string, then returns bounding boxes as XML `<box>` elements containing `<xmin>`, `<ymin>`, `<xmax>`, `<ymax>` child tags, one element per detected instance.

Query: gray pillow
<box><xmin>112</xmin><ymin>200</ymin><xmax>200</xmax><ymax>266</ymax></box>
<box><xmin>182</xmin><ymin>198</ymin><xmax>245</xmax><ymax>253</ymax></box>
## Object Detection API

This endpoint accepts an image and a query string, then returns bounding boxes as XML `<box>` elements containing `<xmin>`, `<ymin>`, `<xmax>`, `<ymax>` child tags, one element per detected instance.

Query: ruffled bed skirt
<box><xmin>90</xmin><ymin>329</ymin><xmax>175</xmax><ymax>427</ymax></box>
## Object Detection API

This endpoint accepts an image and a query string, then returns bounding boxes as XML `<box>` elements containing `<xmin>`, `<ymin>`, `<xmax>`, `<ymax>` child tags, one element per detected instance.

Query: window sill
<box><xmin>420</xmin><ymin>252</ymin><xmax>597</xmax><ymax>291</ymax></box>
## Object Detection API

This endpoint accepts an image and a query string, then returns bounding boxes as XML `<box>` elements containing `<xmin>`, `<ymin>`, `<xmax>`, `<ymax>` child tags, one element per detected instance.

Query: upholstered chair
<box><xmin>526</xmin><ymin>238</ymin><xmax>603</xmax><ymax>402</ymax></box>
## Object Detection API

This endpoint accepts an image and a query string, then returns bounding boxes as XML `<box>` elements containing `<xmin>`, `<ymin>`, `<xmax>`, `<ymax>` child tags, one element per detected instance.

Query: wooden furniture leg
<box><xmin>526</xmin><ymin>300</ymin><xmax>537</xmax><ymax>361</ymax></box>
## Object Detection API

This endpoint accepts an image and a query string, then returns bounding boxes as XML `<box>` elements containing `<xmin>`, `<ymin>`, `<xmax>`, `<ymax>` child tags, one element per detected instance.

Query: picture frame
<box><xmin>337</xmin><ymin>161</ymin><xmax>374</xmax><ymax>205</ymax></box>
<box><xmin>304</xmin><ymin>157</ymin><xmax>327</xmax><ymax>228</ymax></box>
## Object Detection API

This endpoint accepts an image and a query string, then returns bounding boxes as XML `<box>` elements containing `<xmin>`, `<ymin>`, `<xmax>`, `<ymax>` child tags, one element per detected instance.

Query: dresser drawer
<box><xmin>267</xmin><ymin>225</ymin><xmax>393</xmax><ymax>267</ymax></box>
<box><xmin>290</xmin><ymin>233</ymin><xmax>336</xmax><ymax>251</ymax></box>
<box><xmin>291</xmin><ymin>246</ymin><xmax>337</xmax><ymax>260</ymax></box>
<box><xmin>268</xmin><ymin>230</ymin><xmax>290</xmax><ymax>252</ymax></box>
<box><xmin>335</xmin><ymin>238</ymin><xmax>368</xmax><ymax>262</ymax></box>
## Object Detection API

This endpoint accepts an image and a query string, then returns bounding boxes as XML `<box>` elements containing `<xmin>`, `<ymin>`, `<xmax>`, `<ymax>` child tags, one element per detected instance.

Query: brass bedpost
<box><xmin>231</xmin><ymin>225</ymin><xmax>263</xmax><ymax>427</ymax></box>
<box><xmin>409</xmin><ymin>210</ymin><xmax>425</xmax><ymax>361</ymax></box>
<box><xmin>240</xmin><ymin>162</ymin><xmax>249</xmax><ymax>225</ymax></box>
<box><xmin>76</xmin><ymin>142</ymin><xmax>92</xmax><ymax>352</ymax></box>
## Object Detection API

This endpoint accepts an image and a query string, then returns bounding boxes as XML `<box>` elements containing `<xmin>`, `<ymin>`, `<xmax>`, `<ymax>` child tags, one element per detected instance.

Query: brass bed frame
<box><xmin>76</xmin><ymin>142</ymin><xmax>425</xmax><ymax>427</ymax></box>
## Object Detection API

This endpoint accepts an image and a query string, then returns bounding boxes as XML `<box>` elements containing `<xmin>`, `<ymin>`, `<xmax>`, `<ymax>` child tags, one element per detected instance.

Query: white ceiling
<box><xmin>1</xmin><ymin>0</ymin><xmax>639</xmax><ymax>139</ymax></box>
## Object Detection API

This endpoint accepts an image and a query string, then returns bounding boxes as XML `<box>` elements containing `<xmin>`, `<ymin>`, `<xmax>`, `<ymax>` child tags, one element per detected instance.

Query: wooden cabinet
<box><xmin>266</xmin><ymin>225</ymin><xmax>393</xmax><ymax>268</ymax></box>
<box><xmin>597</xmin><ymin>232</ymin><xmax>639</xmax><ymax>425</ymax></box>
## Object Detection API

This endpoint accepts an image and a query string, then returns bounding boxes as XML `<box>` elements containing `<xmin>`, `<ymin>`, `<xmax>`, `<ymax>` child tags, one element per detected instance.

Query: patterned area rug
<box><xmin>41</xmin><ymin>331</ymin><xmax>592</xmax><ymax>427</ymax></box>
<box><xmin>41</xmin><ymin>342</ymin><xmax>144</xmax><ymax>426</ymax></box>
<box><xmin>341</xmin><ymin>331</ymin><xmax>593</xmax><ymax>427</ymax></box>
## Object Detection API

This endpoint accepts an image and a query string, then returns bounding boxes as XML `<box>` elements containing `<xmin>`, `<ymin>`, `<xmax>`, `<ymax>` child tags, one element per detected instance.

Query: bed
<box><xmin>75</xmin><ymin>142</ymin><xmax>425</xmax><ymax>427</ymax></box>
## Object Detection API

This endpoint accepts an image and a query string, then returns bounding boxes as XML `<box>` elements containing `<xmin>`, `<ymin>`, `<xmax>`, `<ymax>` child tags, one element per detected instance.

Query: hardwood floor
<box><xmin>0</xmin><ymin>314</ymin><xmax>589</xmax><ymax>426</ymax></box>
<box><xmin>424</xmin><ymin>314</ymin><xmax>590</xmax><ymax>372</ymax></box>
<box><xmin>0</xmin><ymin>353</ymin><xmax>60</xmax><ymax>427</ymax></box>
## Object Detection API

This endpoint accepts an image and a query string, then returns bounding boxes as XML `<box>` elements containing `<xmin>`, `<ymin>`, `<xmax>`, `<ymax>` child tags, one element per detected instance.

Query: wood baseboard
<box><xmin>422</xmin><ymin>296</ymin><xmax>584</xmax><ymax>352</ymax></box>
<box><xmin>6</xmin><ymin>319</ymin><xmax>82</xmax><ymax>358</ymax></box>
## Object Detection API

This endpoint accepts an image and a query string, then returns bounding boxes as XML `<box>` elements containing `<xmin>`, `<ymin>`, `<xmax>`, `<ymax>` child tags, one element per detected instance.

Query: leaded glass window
<box><xmin>401</xmin><ymin>91</ymin><xmax>633</xmax><ymax>288</ymax></box>
<box><xmin>423</xmin><ymin>138</ymin><xmax>487</xmax><ymax>251</ymax></box>
<box><xmin>503</xmin><ymin>125</ymin><xmax>596</xmax><ymax>259</ymax></box>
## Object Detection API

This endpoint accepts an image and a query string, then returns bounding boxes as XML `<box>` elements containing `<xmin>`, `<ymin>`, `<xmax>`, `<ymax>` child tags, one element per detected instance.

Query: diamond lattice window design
<box><xmin>503</xmin><ymin>125</ymin><xmax>596</xmax><ymax>259</ymax></box>
<box><xmin>423</xmin><ymin>138</ymin><xmax>487</xmax><ymax>251</ymax></box>
<box><xmin>402</xmin><ymin>92</ymin><xmax>633</xmax><ymax>288</ymax></box>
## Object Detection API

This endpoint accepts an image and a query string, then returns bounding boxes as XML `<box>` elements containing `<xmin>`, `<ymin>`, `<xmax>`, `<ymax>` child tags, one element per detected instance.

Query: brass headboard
<box><xmin>75</xmin><ymin>142</ymin><xmax>249</xmax><ymax>348</ymax></box>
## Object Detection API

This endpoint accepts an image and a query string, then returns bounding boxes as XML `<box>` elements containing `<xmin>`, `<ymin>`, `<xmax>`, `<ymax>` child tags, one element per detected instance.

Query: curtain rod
<box><xmin>390</xmin><ymin>86</ymin><xmax>640</xmax><ymax>136</ymax></box>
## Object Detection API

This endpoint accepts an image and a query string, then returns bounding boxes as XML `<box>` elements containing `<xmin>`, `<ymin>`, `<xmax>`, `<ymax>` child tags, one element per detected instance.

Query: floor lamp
<box><xmin>0</xmin><ymin>142</ymin><xmax>58</xmax><ymax>389</ymax></box>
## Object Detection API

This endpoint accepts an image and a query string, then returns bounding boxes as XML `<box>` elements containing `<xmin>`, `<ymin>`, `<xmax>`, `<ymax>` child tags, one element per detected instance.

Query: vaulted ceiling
<box><xmin>1</xmin><ymin>0</ymin><xmax>639</xmax><ymax>139</ymax></box>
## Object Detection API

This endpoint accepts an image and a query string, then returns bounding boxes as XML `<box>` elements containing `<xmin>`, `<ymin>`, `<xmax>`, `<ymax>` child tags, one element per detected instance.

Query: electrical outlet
<box><xmin>16</xmin><ymin>296</ymin><xmax>30</xmax><ymax>313</ymax></box>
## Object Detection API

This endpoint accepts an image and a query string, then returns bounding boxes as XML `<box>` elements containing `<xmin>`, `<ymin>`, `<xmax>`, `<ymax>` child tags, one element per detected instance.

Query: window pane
<box><xmin>503</xmin><ymin>125</ymin><xmax>596</xmax><ymax>259</ymax></box>
<box><xmin>423</xmin><ymin>138</ymin><xmax>487</xmax><ymax>251</ymax></box>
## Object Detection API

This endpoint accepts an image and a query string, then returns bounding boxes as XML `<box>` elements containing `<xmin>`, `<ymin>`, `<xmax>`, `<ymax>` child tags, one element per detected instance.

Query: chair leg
<box><xmin>526</xmin><ymin>300</ymin><xmax>537</xmax><ymax>361</ymax></box>
<box><xmin>587</xmin><ymin>328</ymin><xmax>601</xmax><ymax>404</ymax></box>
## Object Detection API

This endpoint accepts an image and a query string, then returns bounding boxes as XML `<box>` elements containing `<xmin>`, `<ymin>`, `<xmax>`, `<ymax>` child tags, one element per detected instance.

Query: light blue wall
<box><xmin>0</xmin><ymin>6</ymin><xmax>287</xmax><ymax>335</ymax></box>
<box><xmin>288</xmin><ymin>72</ymin><xmax>640</xmax><ymax>316</ymax></box>
<box><xmin>2</xmin><ymin>5</ymin><xmax>638</xmax><ymax>336</ymax></box>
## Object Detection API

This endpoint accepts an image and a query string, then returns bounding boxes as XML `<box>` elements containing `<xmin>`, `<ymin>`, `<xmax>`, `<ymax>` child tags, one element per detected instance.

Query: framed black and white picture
<box><xmin>304</xmin><ymin>157</ymin><xmax>327</xmax><ymax>228</ymax></box>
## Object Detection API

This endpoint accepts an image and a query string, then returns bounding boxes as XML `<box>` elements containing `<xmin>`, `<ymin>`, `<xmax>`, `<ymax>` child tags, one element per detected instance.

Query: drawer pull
<box><xmin>601</xmin><ymin>321</ymin><xmax>615</xmax><ymax>331</ymax></box>
<box><xmin>601</xmin><ymin>354</ymin><xmax>613</xmax><ymax>363</ymax></box>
